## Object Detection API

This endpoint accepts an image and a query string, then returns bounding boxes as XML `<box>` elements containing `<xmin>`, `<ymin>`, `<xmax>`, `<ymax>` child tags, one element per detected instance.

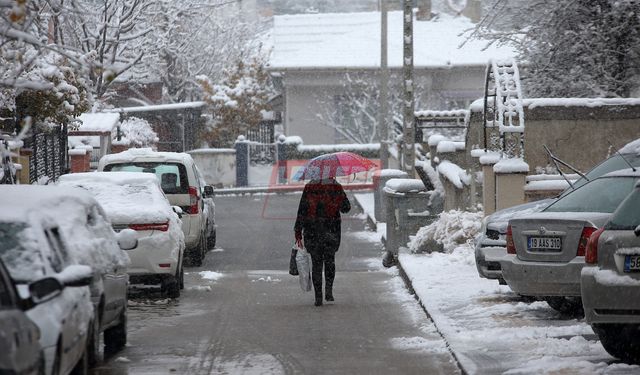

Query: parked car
<box><xmin>98</xmin><ymin>148</ymin><xmax>215</xmax><ymax>266</ymax></box>
<box><xmin>500</xmin><ymin>169</ymin><xmax>640</xmax><ymax>314</ymax></box>
<box><xmin>475</xmin><ymin>139</ymin><xmax>640</xmax><ymax>282</ymax></box>
<box><xmin>582</xmin><ymin>180</ymin><xmax>640</xmax><ymax>363</ymax></box>
<box><xmin>58</xmin><ymin>171</ymin><xmax>185</xmax><ymax>298</ymax></box>
<box><xmin>0</xmin><ymin>185</ymin><xmax>101</xmax><ymax>375</ymax></box>
<box><xmin>0</xmin><ymin>257</ymin><xmax>45</xmax><ymax>375</ymax></box>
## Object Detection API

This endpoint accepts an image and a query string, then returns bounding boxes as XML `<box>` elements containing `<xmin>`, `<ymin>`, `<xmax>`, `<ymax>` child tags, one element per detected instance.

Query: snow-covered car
<box><xmin>0</xmin><ymin>257</ymin><xmax>45</xmax><ymax>375</ymax></box>
<box><xmin>475</xmin><ymin>139</ymin><xmax>640</xmax><ymax>282</ymax></box>
<box><xmin>98</xmin><ymin>149</ymin><xmax>214</xmax><ymax>266</ymax></box>
<box><xmin>58</xmin><ymin>172</ymin><xmax>185</xmax><ymax>298</ymax></box>
<box><xmin>581</xmin><ymin>180</ymin><xmax>640</xmax><ymax>363</ymax></box>
<box><xmin>0</xmin><ymin>185</ymin><xmax>99</xmax><ymax>375</ymax></box>
<box><xmin>500</xmin><ymin>169</ymin><xmax>640</xmax><ymax>314</ymax></box>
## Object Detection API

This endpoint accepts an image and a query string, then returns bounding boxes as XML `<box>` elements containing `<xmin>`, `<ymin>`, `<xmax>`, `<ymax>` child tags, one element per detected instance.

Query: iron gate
<box><xmin>23</xmin><ymin>124</ymin><xmax>68</xmax><ymax>184</ymax></box>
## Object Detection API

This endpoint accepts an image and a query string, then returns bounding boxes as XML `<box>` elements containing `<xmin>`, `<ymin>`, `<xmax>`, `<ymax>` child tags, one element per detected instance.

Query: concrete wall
<box><xmin>279</xmin><ymin>66</ymin><xmax>487</xmax><ymax>144</ymax></box>
<box><xmin>188</xmin><ymin>149</ymin><xmax>236</xmax><ymax>188</ymax></box>
<box><xmin>466</xmin><ymin>101</ymin><xmax>640</xmax><ymax>174</ymax></box>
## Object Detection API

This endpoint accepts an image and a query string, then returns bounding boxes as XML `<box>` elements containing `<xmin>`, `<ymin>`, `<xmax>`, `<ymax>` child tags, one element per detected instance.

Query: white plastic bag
<box><xmin>295</xmin><ymin>248</ymin><xmax>312</xmax><ymax>292</ymax></box>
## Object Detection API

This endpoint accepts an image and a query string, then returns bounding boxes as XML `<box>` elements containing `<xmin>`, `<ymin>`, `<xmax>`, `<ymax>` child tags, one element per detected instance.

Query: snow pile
<box><xmin>199</xmin><ymin>271</ymin><xmax>224</xmax><ymax>281</ymax></box>
<box><xmin>76</xmin><ymin>113</ymin><xmax>120</xmax><ymax>133</ymax></box>
<box><xmin>112</xmin><ymin>117</ymin><xmax>159</xmax><ymax>147</ymax></box>
<box><xmin>409</xmin><ymin>209</ymin><xmax>483</xmax><ymax>253</ymax></box>
<box><xmin>383</xmin><ymin>178</ymin><xmax>426</xmax><ymax>194</ymax></box>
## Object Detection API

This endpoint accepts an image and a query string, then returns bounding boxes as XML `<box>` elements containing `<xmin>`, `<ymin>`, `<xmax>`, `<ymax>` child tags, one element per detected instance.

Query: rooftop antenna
<box><xmin>609</xmin><ymin>140</ymin><xmax>637</xmax><ymax>172</ymax></box>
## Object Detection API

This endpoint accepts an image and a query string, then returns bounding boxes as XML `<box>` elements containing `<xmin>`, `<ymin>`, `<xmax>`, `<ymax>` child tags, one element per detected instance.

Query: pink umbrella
<box><xmin>293</xmin><ymin>151</ymin><xmax>377</xmax><ymax>181</ymax></box>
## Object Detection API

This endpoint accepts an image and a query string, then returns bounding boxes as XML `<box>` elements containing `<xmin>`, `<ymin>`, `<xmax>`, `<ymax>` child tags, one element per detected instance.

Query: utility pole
<box><xmin>402</xmin><ymin>0</ymin><xmax>415</xmax><ymax>176</ymax></box>
<box><xmin>379</xmin><ymin>0</ymin><xmax>389</xmax><ymax>169</ymax></box>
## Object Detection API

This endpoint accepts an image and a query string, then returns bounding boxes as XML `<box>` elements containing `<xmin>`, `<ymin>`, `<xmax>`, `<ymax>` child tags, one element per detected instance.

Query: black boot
<box><xmin>315</xmin><ymin>297</ymin><xmax>323</xmax><ymax>306</ymax></box>
<box><xmin>325</xmin><ymin>288</ymin><xmax>334</xmax><ymax>302</ymax></box>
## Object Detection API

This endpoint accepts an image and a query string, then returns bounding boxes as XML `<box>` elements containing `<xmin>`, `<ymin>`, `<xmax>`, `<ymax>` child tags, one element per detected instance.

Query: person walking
<box><xmin>294</xmin><ymin>177</ymin><xmax>351</xmax><ymax>306</ymax></box>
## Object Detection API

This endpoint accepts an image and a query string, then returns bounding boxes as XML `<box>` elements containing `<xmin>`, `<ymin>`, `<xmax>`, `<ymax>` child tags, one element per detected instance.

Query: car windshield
<box><xmin>104</xmin><ymin>162</ymin><xmax>189</xmax><ymax>194</ymax></box>
<box><xmin>545</xmin><ymin>176</ymin><xmax>639</xmax><ymax>213</ymax></box>
<box><xmin>0</xmin><ymin>222</ymin><xmax>46</xmax><ymax>282</ymax></box>
<box><xmin>606</xmin><ymin>187</ymin><xmax>640</xmax><ymax>230</ymax></box>
<box><xmin>559</xmin><ymin>153</ymin><xmax>640</xmax><ymax>197</ymax></box>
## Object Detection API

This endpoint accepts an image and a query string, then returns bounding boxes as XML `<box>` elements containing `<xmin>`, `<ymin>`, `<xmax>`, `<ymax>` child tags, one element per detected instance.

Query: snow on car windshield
<box><xmin>0</xmin><ymin>222</ymin><xmax>46</xmax><ymax>282</ymax></box>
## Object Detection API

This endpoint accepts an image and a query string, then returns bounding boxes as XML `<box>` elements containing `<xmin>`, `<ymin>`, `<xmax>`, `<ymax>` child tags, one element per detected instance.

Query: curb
<box><xmin>394</xmin><ymin>257</ymin><xmax>468</xmax><ymax>375</ymax></box>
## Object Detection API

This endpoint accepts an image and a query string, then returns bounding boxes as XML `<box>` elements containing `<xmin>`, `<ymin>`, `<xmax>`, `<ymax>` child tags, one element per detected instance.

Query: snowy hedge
<box><xmin>112</xmin><ymin>117</ymin><xmax>159</xmax><ymax>147</ymax></box>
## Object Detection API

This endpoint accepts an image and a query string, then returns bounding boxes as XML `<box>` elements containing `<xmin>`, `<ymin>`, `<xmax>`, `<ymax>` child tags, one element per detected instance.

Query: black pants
<box><xmin>309</xmin><ymin>252</ymin><xmax>336</xmax><ymax>299</ymax></box>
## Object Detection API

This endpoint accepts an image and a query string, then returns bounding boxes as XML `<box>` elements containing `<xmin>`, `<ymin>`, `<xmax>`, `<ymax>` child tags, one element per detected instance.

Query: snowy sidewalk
<box><xmin>353</xmin><ymin>193</ymin><xmax>638</xmax><ymax>374</ymax></box>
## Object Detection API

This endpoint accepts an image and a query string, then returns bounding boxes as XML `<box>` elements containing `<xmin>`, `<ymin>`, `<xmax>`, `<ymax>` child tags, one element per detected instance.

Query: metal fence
<box><xmin>23</xmin><ymin>125</ymin><xmax>68</xmax><ymax>184</ymax></box>
<box><xmin>247</xmin><ymin>121</ymin><xmax>276</xmax><ymax>164</ymax></box>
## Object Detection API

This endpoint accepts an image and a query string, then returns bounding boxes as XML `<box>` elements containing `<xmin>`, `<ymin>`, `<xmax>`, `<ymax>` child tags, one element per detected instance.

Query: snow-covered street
<box><xmin>91</xmin><ymin>194</ymin><xmax>459</xmax><ymax>375</ymax></box>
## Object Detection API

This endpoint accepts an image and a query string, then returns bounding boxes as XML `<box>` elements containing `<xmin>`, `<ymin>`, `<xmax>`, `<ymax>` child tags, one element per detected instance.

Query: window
<box><xmin>104</xmin><ymin>162</ymin><xmax>189</xmax><ymax>194</ymax></box>
<box><xmin>44</xmin><ymin>228</ymin><xmax>68</xmax><ymax>273</ymax></box>
<box><xmin>545</xmin><ymin>177</ymin><xmax>639</xmax><ymax>214</ymax></box>
<box><xmin>607</xmin><ymin>187</ymin><xmax>640</xmax><ymax>230</ymax></box>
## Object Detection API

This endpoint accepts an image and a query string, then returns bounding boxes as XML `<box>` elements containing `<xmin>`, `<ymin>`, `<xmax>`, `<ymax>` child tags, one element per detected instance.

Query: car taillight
<box><xmin>577</xmin><ymin>226</ymin><xmax>598</xmax><ymax>257</ymax></box>
<box><xmin>187</xmin><ymin>186</ymin><xmax>199</xmax><ymax>214</ymax></box>
<box><xmin>129</xmin><ymin>222</ymin><xmax>169</xmax><ymax>232</ymax></box>
<box><xmin>585</xmin><ymin>227</ymin><xmax>605</xmax><ymax>264</ymax></box>
<box><xmin>506</xmin><ymin>225</ymin><xmax>516</xmax><ymax>254</ymax></box>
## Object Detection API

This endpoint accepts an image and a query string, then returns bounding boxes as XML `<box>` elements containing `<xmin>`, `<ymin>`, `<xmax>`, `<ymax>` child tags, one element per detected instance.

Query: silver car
<box><xmin>476</xmin><ymin>141</ymin><xmax>640</xmax><ymax>281</ymax></box>
<box><xmin>500</xmin><ymin>169</ymin><xmax>640</xmax><ymax>313</ymax></box>
<box><xmin>581</xmin><ymin>181</ymin><xmax>640</xmax><ymax>363</ymax></box>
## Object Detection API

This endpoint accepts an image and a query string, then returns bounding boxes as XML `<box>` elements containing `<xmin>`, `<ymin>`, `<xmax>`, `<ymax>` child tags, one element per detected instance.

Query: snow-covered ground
<box><xmin>354</xmin><ymin>192</ymin><xmax>640</xmax><ymax>374</ymax></box>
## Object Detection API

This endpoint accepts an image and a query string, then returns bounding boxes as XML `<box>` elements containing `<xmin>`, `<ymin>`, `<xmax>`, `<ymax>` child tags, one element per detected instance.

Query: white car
<box><xmin>98</xmin><ymin>148</ymin><xmax>215</xmax><ymax>266</ymax></box>
<box><xmin>58</xmin><ymin>172</ymin><xmax>185</xmax><ymax>298</ymax></box>
<box><xmin>0</xmin><ymin>185</ymin><xmax>101</xmax><ymax>375</ymax></box>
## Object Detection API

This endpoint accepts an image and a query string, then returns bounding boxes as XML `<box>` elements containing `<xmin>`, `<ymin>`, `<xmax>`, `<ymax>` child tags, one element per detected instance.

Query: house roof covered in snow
<box><xmin>75</xmin><ymin>112</ymin><xmax>120</xmax><ymax>133</ymax></box>
<box><xmin>269</xmin><ymin>11</ymin><xmax>516</xmax><ymax>70</ymax></box>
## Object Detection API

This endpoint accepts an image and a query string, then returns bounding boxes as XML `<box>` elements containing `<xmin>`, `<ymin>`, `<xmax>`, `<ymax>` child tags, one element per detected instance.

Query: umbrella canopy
<box><xmin>293</xmin><ymin>151</ymin><xmax>377</xmax><ymax>181</ymax></box>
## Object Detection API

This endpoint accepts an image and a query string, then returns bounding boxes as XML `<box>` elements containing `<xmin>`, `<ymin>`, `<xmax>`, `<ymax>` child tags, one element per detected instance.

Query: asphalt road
<box><xmin>92</xmin><ymin>193</ymin><xmax>459</xmax><ymax>375</ymax></box>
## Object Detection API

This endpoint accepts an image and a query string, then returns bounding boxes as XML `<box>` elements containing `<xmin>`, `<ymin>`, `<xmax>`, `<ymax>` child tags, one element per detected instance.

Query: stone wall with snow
<box><xmin>466</xmin><ymin>98</ymin><xmax>640</xmax><ymax>173</ymax></box>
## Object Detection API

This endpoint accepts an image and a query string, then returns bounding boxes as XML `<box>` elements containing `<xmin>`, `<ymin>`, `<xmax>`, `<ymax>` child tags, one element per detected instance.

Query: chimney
<box><xmin>416</xmin><ymin>0</ymin><xmax>432</xmax><ymax>21</ymax></box>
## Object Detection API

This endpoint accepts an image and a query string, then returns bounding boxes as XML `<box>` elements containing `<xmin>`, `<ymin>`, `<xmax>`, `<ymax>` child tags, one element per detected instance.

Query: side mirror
<box><xmin>56</xmin><ymin>265</ymin><xmax>94</xmax><ymax>287</ymax></box>
<box><xmin>29</xmin><ymin>277</ymin><xmax>63</xmax><ymax>305</ymax></box>
<box><xmin>635</xmin><ymin>225</ymin><xmax>640</xmax><ymax>237</ymax></box>
<box><xmin>172</xmin><ymin>206</ymin><xmax>183</xmax><ymax>218</ymax></box>
<box><xmin>116</xmin><ymin>229</ymin><xmax>138</xmax><ymax>250</ymax></box>
<box><xmin>204</xmin><ymin>185</ymin><xmax>214</xmax><ymax>198</ymax></box>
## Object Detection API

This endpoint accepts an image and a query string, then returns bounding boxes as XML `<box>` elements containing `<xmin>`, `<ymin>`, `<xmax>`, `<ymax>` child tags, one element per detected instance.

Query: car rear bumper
<box><xmin>500</xmin><ymin>254</ymin><xmax>583</xmax><ymax>296</ymax></box>
<box><xmin>475</xmin><ymin>245</ymin><xmax>506</xmax><ymax>280</ymax></box>
<box><xmin>126</xmin><ymin>235</ymin><xmax>181</xmax><ymax>276</ymax></box>
<box><xmin>582</xmin><ymin>267</ymin><xmax>640</xmax><ymax>325</ymax></box>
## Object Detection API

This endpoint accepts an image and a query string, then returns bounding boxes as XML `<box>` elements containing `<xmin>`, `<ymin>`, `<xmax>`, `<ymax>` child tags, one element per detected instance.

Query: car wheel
<box><xmin>188</xmin><ymin>235</ymin><xmax>205</xmax><ymax>267</ymax></box>
<box><xmin>87</xmin><ymin>315</ymin><xmax>101</xmax><ymax>366</ymax></box>
<box><xmin>179</xmin><ymin>264</ymin><xmax>185</xmax><ymax>290</ymax></box>
<box><xmin>161</xmin><ymin>276</ymin><xmax>180</xmax><ymax>298</ymax></box>
<box><xmin>545</xmin><ymin>296</ymin><xmax>584</xmax><ymax>316</ymax></box>
<box><xmin>70</xmin><ymin>338</ymin><xmax>89</xmax><ymax>375</ymax></box>
<box><xmin>207</xmin><ymin>228</ymin><xmax>216</xmax><ymax>249</ymax></box>
<box><xmin>104</xmin><ymin>310</ymin><xmax>127</xmax><ymax>353</ymax></box>
<box><xmin>593</xmin><ymin>324</ymin><xmax>640</xmax><ymax>363</ymax></box>
<box><xmin>51</xmin><ymin>342</ymin><xmax>62</xmax><ymax>375</ymax></box>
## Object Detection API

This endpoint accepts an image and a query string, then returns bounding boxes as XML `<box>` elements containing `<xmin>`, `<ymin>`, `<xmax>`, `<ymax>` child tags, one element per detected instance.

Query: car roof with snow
<box><xmin>0</xmin><ymin>185</ymin><xmax>97</xmax><ymax>222</ymax></box>
<box><xmin>57</xmin><ymin>171</ymin><xmax>175</xmax><ymax>224</ymax></box>
<box><xmin>98</xmin><ymin>148</ymin><xmax>195</xmax><ymax>165</ymax></box>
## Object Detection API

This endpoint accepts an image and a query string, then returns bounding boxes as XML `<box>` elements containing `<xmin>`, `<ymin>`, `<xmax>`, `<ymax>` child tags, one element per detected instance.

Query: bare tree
<box><xmin>465</xmin><ymin>0</ymin><xmax>640</xmax><ymax>97</ymax></box>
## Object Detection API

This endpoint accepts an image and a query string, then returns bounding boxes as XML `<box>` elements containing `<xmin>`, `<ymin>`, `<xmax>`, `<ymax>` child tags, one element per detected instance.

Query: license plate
<box><xmin>527</xmin><ymin>236</ymin><xmax>562</xmax><ymax>251</ymax></box>
<box><xmin>624</xmin><ymin>255</ymin><xmax>640</xmax><ymax>272</ymax></box>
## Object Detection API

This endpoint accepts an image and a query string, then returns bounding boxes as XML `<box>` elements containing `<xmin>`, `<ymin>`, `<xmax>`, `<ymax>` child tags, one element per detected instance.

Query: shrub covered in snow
<box><xmin>112</xmin><ymin>117</ymin><xmax>159</xmax><ymax>147</ymax></box>
<box><xmin>409</xmin><ymin>209</ymin><xmax>484</xmax><ymax>253</ymax></box>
